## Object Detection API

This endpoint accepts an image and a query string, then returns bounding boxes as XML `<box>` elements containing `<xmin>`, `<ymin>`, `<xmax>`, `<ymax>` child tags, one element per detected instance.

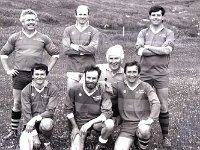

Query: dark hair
<box><xmin>124</xmin><ymin>61</ymin><xmax>141</xmax><ymax>74</ymax></box>
<box><xmin>75</xmin><ymin>5</ymin><xmax>90</xmax><ymax>15</ymax></box>
<box><xmin>31</xmin><ymin>63</ymin><xmax>49</xmax><ymax>75</ymax></box>
<box><xmin>149</xmin><ymin>5</ymin><xmax>165</xmax><ymax>16</ymax></box>
<box><xmin>84</xmin><ymin>65</ymin><xmax>101</xmax><ymax>79</ymax></box>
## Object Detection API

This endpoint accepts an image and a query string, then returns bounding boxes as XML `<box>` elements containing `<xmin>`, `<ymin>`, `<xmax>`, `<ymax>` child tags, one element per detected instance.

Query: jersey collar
<box><xmin>82</xmin><ymin>82</ymin><xmax>98</xmax><ymax>96</ymax></box>
<box><xmin>125</xmin><ymin>79</ymin><xmax>141</xmax><ymax>91</ymax></box>
<box><xmin>31</xmin><ymin>80</ymin><xmax>48</xmax><ymax>93</ymax></box>
<box><xmin>149</xmin><ymin>24</ymin><xmax>165</xmax><ymax>34</ymax></box>
<box><xmin>22</xmin><ymin>29</ymin><xmax>37</xmax><ymax>38</ymax></box>
<box><xmin>75</xmin><ymin>21</ymin><xmax>90</xmax><ymax>32</ymax></box>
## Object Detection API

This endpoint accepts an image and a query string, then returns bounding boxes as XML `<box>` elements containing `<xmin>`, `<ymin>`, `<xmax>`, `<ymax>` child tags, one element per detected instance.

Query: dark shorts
<box><xmin>12</xmin><ymin>70</ymin><xmax>32</xmax><ymax>90</ymax></box>
<box><xmin>112</xmin><ymin>102</ymin><xmax>120</xmax><ymax>117</ymax></box>
<box><xmin>140</xmin><ymin>75</ymin><xmax>169</xmax><ymax>89</ymax></box>
<box><xmin>119</xmin><ymin>121</ymin><xmax>139</xmax><ymax>138</ymax></box>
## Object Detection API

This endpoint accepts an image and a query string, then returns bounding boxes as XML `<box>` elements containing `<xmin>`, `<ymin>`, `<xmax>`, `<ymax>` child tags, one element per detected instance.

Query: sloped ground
<box><xmin>0</xmin><ymin>0</ymin><xmax>200</xmax><ymax>149</ymax></box>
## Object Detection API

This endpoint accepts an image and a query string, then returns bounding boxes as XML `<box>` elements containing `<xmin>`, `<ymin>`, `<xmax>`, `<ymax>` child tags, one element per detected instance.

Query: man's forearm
<box><xmin>138</xmin><ymin>48</ymin><xmax>156</xmax><ymax>56</ymax></box>
<box><xmin>69</xmin><ymin>117</ymin><xmax>78</xmax><ymax>128</ymax></box>
<box><xmin>48</xmin><ymin>56</ymin><xmax>58</xmax><ymax>72</ymax></box>
<box><xmin>150</xmin><ymin>102</ymin><xmax>161</xmax><ymax>119</ymax></box>
<box><xmin>146</xmin><ymin>45</ymin><xmax>172</xmax><ymax>55</ymax></box>
<box><xmin>88</xmin><ymin>114</ymin><xmax>106</xmax><ymax>125</ymax></box>
<box><xmin>0</xmin><ymin>56</ymin><xmax>10</xmax><ymax>72</ymax></box>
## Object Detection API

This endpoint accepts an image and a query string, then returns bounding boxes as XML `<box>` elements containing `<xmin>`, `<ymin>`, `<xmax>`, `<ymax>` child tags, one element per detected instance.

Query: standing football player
<box><xmin>0</xmin><ymin>9</ymin><xmax>59</xmax><ymax>140</ymax></box>
<box><xmin>136</xmin><ymin>5</ymin><xmax>175</xmax><ymax>148</ymax></box>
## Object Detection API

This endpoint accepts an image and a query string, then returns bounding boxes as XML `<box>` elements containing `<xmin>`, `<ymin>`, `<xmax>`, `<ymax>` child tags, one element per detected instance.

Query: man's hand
<box><xmin>138</xmin><ymin>118</ymin><xmax>154</xmax><ymax>127</ymax></box>
<box><xmin>71</xmin><ymin>44</ymin><xmax>79</xmax><ymax>51</ymax></box>
<box><xmin>80</xmin><ymin>122</ymin><xmax>93</xmax><ymax>135</ymax></box>
<box><xmin>6</xmin><ymin>69</ymin><xmax>19</xmax><ymax>76</ymax></box>
<box><xmin>144</xmin><ymin>45</ymin><xmax>151</xmax><ymax>50</ymax></box>
<box><xmin>113</xmin><ymin>116</ymin><xmax>122</xmax><ymax>126</ymax></box>
<box><xmin>33</xmin><ymin>134</ymin><xmax>41</xmax><ymax>149</ymax></box>
<box><xmin>26</xmin><ymin>118</ymin><xmax>37</xmax><ymax>133</ymax></box>
<box><xmin>71</xmin><ymin>127</ymin><xmax>80</xmax><ymax>140</ymax></box>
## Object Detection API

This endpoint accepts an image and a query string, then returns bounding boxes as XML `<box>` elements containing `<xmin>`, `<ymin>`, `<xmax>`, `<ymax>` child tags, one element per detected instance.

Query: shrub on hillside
<box><xmin>0</xmin><ymin>16</ymin><xmax>19</xmax><ymax>27</ymax></box>
<box><xmin>39</xmin><ymin>12</ymin><xmax>60</xmax><ymax>25</ymax></box>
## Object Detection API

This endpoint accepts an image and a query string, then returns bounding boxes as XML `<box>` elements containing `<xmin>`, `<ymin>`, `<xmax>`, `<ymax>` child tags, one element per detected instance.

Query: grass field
<box><xmin>0</xmin><ymin>0</ymin><xmax>200</xmax><ymax>149</ymax></box>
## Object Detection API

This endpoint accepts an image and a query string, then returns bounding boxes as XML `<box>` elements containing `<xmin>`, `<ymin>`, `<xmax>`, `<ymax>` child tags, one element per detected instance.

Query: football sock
<box><xmin>11</xmin><ymin>111</ymin><xmax>21</xmax><ymax>130</ymax></box>
<box><xmin>138</xmin><ymin>137</ymin><xmax>150</xmax><ymax>149</ymax></box>
<box><xmin>159</xmin><ymin>112</ymin><xmax>169</xmax><ymax>138</ymax></box>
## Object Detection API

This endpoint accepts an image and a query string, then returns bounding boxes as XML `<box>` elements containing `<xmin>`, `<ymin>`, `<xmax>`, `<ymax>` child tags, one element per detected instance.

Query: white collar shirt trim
<box><xmin>22</xmin><ymin>29</ymin><xmax>37</xmax><ymax>38</ymax></box>
<box><xmin>83</xmin><ymin>82</ymin><xmax>98</xmax><ymax>96</ymax></box>
<box><xmin>149</xmin><ymin>24</ymin><xmax>164</xmax><ymax>34</ymax></box>
<box><xmin>75</xmin><ymin>21</ymin><xmax>90</xmax><ymax>32</ymax></box>
<box><xmin>125</xmin><ymin>79</ymin><xmax>141</xmax><ymax>91</ymax></box>
<box><xmin>31</xmin><ymin>80</ymin><xmax>48</xmax><ymax>93</ymax></box>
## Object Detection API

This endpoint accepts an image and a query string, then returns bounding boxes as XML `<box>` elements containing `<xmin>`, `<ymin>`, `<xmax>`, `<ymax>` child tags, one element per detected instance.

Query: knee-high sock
<box><xmin>159</xmin><ymin>112</ymin><xmax>169</xmax><ymax>138</ymax></box>
<box><xmin>138</xmin><ymin>137</ymin><xmax>150</xmax><ymax>149</ymax></box>
<box><xmin>11</xmin><ymin>111</ymin><xmax>21</xmax><ymax>130</ymax></box>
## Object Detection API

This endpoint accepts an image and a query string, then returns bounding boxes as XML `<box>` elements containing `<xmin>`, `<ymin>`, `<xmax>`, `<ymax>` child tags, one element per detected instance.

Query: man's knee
<box><xmin>114</xmin><ymin>142</ymin><xmax>125</xmax><ymax>150</ymax></box>
<box><xmin>13</xmin><ymin>99</ymin><xmax>22</xmax><ymax>111</ymax></box>
<box><xmin>104</xmin><ymin>119</ymin><xmax>114</xmax><ymax>131</ymax></box>
<box><xmin>160</xmin><ymin>103</ymin><xmax>168</xmax><ymax>112</ymax></box>
<box><xmin>138</xmin><ymin>124</ymin><xmax>151</xmax><ymax>139</ymax></box>
<box><xmin>39</xmin><ymin>118</ymin><xmax>53</xmax><ymax>138</ymax></box>
<box><xmin>114</xmin><ymin>136</ymin><xmax>133</xmax><ymax>150</ymax></box>
<box><xmin>71</xmin><ymin>134</ymin><xmax>85</xmax><ymax>150</ymax></box>
<box><xmin>39</xmin><ymin>118</ymin><xmax>53</xmax><ymax>132</ymax></box>
<box><xmin>13</xmin><ymin>89</ymin><xmax>22</xmax><ymax>111</ymax></box>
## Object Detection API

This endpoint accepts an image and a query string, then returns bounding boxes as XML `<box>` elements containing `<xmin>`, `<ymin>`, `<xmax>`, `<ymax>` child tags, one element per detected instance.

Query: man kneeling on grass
<box><xmin>113</xmin><ymin>61</ymin><xmax>161</xmax><ymax>150</ymax></box>
<box><xmin>19</xmin><ymin>63</ymin><xmax>59</xmax><ymax>150</ymax></box>
<box><xmin>65</xmin><ymin>65</ymin><xmax>114</xmax><ymax>150</ymax></box>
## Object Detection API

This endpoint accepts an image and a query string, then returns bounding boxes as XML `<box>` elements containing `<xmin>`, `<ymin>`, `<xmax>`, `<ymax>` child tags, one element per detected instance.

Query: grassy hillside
<box><xmin>0</xmin><ymin>0</ymin><xmax>200</xmax><ymax>149</ymax></box>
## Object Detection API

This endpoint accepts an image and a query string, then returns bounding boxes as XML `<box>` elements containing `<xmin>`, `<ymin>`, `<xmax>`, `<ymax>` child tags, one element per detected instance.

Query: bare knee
<box><xmin>114</xmin><ymin>136</ymin><xmax>133</xmax><ymax>150</ymax></box>
<box><xmin>104</xmin><ymin>119</ymin><xmax>114</xmax><ymax>131</ymax></box>
<box><xmin>13</xmin><ymin>89</ymin><xmax>22</xmax><ymax>111</ymax></box>
<box><xmin>39</xmin><ymin>118</ymin><xmax>53</xmax><ymax>131</ymax></box>
<box><xmin>138</xmin><ymin>124</ymin><xmax>151</xmax><ymax>139</ymax></box>
<box><xmin>13</xmin><ymin>99</ymin><xmax>22</xmax><ymax>111</ymax></box>
<box><xmin>71</xmin><ymin>134</ymin><xmax>85</xmax><ymax>150</ymax></box>
<box><xmin>160</xmin><ymin>104</ymin><xmax>168</xmax><ymax>113</ymax></box>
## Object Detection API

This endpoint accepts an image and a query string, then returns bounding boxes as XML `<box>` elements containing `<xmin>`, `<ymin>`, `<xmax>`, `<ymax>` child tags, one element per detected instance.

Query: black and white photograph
<box><xmin>0</xmin><ymin>0</ymin><xmax>199</xmax><ymax>149</ymax></box>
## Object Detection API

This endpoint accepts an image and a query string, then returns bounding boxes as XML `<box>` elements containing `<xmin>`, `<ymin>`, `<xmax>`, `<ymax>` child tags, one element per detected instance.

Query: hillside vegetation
<box><xmin>0</xmin><ymin>0</ymin><xmax>200</xmax><ymax>149</ymax></box>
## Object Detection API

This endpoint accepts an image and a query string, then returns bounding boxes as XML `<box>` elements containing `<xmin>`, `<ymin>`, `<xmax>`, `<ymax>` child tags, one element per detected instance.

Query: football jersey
<box><xmin>62</xmin><ymin>25</ymin><xmax>99</xmax><ymax>72</ymax></box>
<box><xmin>136</xmin><ymin>26</ymin><xmax>175</xmax><ymax>76</ymax></box>
<box><xmin>66</xmin><ymin>83</ymin><xmax>113</xmax><ymax>127</ymax></box>
<box><xmin>1</xmin><ymin>31</ymin><xmax>59</xmax><ymax>71</ymax></box>
<box><xmin>113</xmin><ymin>80</ymin><xmax>160</xmax><ymax>122</ymax></box>
<box><xmin>21</xmin><ymin>81</ymin><xmax>59</xmax><ymax>124</ymax></box>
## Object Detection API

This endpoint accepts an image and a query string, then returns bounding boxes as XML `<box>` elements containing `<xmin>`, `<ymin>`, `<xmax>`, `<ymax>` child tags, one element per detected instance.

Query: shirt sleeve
<box><xmin>62</xmin><ymin>27</ymin><xmax>80</xmax><ymax>55</ymax></box>
<box><xmin>135</xmin><ymin>29</ymin><xmax>146</xmax><ymax>51</ymax></box>
<box><xmin>44</xmin><ymin>35</ymin><xmax>59</xmax><ymax>56</ymax></box>
<box><xmin>145</xmin><ymin>83</ymin><xmax>161</xmax><ymax>119</ymax></box>
<box><xmin>162</xmin><ymin>30</ymin><xmax>175</xmax><ymax>50</ymax></box>
<box><xmin>78</xmin><ymin>28</ymin><xmax>99</xmax><ymax>54</ymax></box>
<box><xmin>40</xmin><ymin>84</ymin><xmax>59</xmax><ymax>118</ymax></box>
<box><xmin>64</xmin><ymin>86</ymin><xmax>75</xmax><ymax>116</ymax></box>
<box><xmin>100</xmin><ymin>85</ymin><xmax>113</xmax><ymax>119</ymax></box>
<box><xmin>21</xmin><ymin>86</ymin><xmax>33</xmax><ymax>125</ymax></box>
<box><xmin>0</xmin><ymin>33</ymin><xmax>17</xmax><ymax>55</ymax></box>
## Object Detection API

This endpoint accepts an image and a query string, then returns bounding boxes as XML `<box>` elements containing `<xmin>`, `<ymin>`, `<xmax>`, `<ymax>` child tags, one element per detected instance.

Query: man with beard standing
<box><xmin>0</xmin><ymin>9</ymin><xmax>59</xmax><ymax>140</ymax></box>
<box><xmin>136</xmin><ymin>5</ymin><xmax>175</xmax><ymax>148</ymax></box>
<box><xmin>66</xmin><ymin>65</ymin><xmax>114</xmax><ymax>150</ymax></box>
